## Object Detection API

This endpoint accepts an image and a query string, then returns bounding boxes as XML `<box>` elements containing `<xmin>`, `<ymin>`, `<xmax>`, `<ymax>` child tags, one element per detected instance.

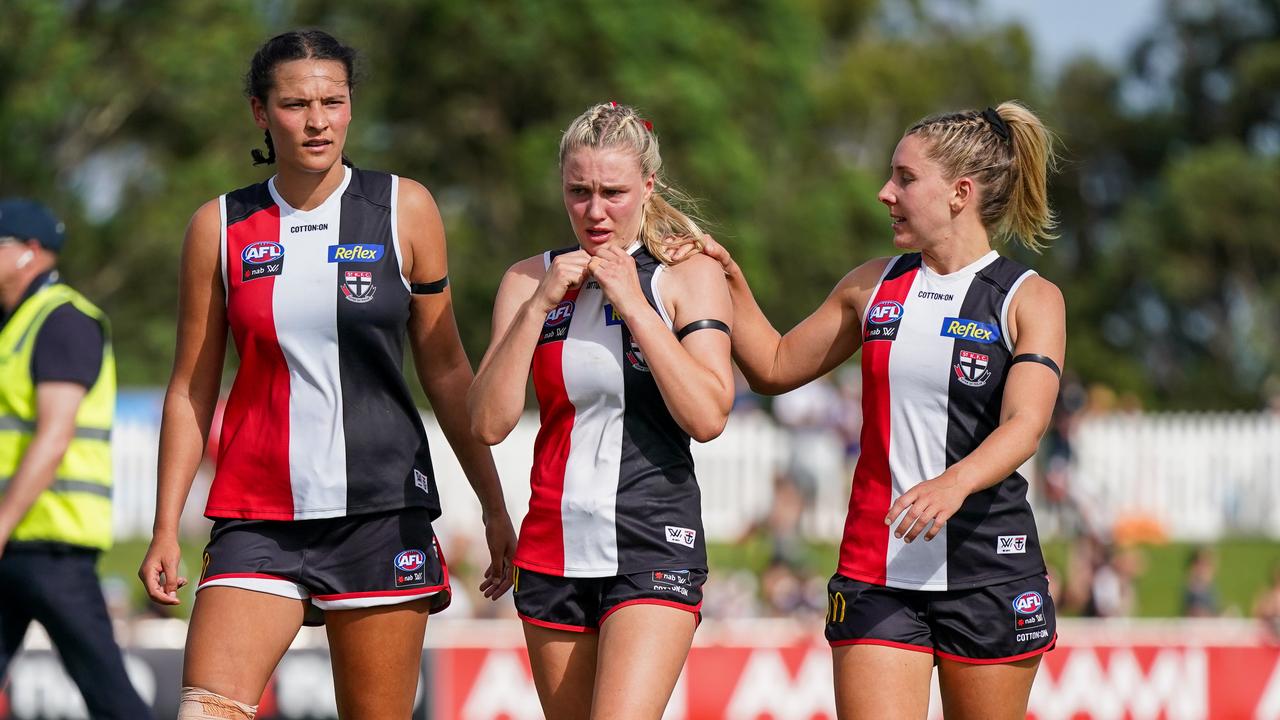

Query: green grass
<box><xmin>99</xmin><ymin>535</ymin><xmax>1280</xmax><ymax>619</ymax></box>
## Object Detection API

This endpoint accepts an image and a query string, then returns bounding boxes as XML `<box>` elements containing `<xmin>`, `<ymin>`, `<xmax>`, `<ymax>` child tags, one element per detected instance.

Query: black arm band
<box><xmin>1012</xmin><ymin>353</ymin><xmax>1061</xmax><ymax>377</ymax></box>
<box><xmin>410</xmin><ymin>276</ymin><xmax>449</xmax><ymax>295</ymax></box>
<box><xmin>675</xmin><ymin>318</ymin><xmax>730</xmax><ymax>340</ymax></box>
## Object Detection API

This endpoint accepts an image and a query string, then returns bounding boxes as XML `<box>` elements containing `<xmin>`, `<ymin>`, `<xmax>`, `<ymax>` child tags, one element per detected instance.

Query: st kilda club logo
<box><xmin>342</xmin><ymin>270</ymin><xmax>376</xmax><ymax>303</ymax></box>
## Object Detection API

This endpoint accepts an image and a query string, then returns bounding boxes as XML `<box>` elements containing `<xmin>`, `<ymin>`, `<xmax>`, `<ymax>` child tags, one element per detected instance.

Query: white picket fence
<box><xmin>108</xmin><ymin>411</ymin><xmax>1280</xmax><ymax>543</ymax></box>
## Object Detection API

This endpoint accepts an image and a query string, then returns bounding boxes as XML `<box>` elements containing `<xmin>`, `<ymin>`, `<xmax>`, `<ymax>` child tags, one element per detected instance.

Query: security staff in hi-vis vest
<box><xmin>0</xmin><ymin>198</ymin><xmax>153</xmax><ymax>719</ymax></box>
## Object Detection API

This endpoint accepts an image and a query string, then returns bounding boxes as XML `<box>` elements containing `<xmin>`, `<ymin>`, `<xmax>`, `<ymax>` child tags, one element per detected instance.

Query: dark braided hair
<box><xmin>244</xmin><ymin>30</ymin><xmax>359</xmax><ymax>166</ymax></box>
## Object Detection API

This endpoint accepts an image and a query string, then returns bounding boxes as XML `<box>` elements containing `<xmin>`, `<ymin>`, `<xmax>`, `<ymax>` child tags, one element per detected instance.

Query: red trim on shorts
<box><xmin>198</xmin><ymin>572</ymin><xmax>296</xmax><ymax>587</ymax></box>
<box><xmin>519</xmin><ymin>613</ymin><xmax>596</xmax><ymax>634</ymax></box>
<box><xmin>311</xmin><ymin>584</ymin><xmax>447</xmax><ymax>601</ymax></box>
<box><xmin>934</xmin><ymin>633</ymin><xmax>1058</xmax><ymax>665</ymax></box>
<box><xmin>598</xmin><ymin>598</ymin><xmax>703</xmax><ymax>628</ymax></box>
<box><xmin>828</xmin><ymin>638</ymin><xmax>934</xmax><ymax>654</ymax></box>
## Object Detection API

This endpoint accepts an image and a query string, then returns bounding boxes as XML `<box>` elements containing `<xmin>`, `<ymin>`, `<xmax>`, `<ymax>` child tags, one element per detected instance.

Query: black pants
<box><xmin>0</xmin><ymin>545</ymin><xmax>154</xmax><ymax>719</ymax></box>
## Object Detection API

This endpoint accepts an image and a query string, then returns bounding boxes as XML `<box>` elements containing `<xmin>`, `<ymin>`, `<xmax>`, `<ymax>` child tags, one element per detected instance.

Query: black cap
<box><xmin>0</xmin><ymin>198</ymin><xmax>66</xmax><ymax>252</ymax></box>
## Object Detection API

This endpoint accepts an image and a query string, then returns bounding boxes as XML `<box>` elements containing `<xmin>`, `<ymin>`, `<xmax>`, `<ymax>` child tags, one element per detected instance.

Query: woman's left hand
<box><xmin>478</xmin><ymin>510</ymin><xmax>518</xmax><ymax>600</ymax></box>
<box><xmin>588</xmin><ymin>245</ymin><xmax>646</xmax><ymax>318</ymax></box>
<box><xmin>884</xmin><ymin>471</ymin><xmax>972</xmax><ymax>543</ymax></box>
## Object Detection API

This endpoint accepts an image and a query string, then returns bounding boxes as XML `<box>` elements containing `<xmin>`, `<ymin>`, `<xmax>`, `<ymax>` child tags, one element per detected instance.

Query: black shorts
<box><xmin>197</xmin><ymin>507</ymin><xmax>450</xmax><ymax>626</ymax></box>
<box><xmin>824</xmin><ymin>572</ymin><xmax>1056</xmax><ymax>664</ymax></box>
<box><xmin>513</xmin><ymin>566</ymin><xmax>706</xmax><ymax>633</ymax></box>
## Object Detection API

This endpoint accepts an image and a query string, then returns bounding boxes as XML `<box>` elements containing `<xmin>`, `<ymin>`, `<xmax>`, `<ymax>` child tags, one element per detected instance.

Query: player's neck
<box><xmin>273</xmin><ymin>162</ymin><xmax>347</xmax><ymax>212</ymax></box>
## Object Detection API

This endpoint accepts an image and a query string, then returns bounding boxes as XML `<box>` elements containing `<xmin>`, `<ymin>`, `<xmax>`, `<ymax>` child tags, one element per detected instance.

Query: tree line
<box><xmin>2</xmin><ymin>0</ymin><xmax>1277</xmax><ymax>409</ymax></box>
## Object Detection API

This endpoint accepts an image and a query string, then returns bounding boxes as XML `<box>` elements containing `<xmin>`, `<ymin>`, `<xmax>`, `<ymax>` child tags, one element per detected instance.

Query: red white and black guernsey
<box><xmin>516</xmin><ymin>244</ymin><xmax>706</xmax><ymax>578</ymax></box>
<box><xmin>840</xmin><ymin>250</ymin><xmax>1046</xmax><ymax>591</ymax></box>
<box><xmin>208</xmin><ymin>166</ymin><xmax>439</xmax><ymax>521</ymax></box>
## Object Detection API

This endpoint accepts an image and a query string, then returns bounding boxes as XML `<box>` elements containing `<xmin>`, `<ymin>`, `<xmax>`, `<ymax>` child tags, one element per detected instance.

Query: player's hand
<box><xmin>884</xmin><ymin>471</ymin><xmax>972</xmax><ymax>543</ymax></box>
<box><xmin>531</xmin><ymin>250</ymin><xmax>591</xmax><ymax>314</ymax></box>
<box><xmin>690</xmin><ymin>234</ymin><xmax>739</xmax><ymax>277</ymax></box>
<box><xmin>587</xmin><ymin>245</ymin><xmax>646</xmax><ymax>319</ymax></box>
<box><xmin>139</xmin><ymin>532</ymin><xmax>188</xmax><ymax>605</ymax></box>
<box><xmin>478</xmin><ymin>510</ymin><xmax>517</xmax><ymax>600</ymax></box>
<box><xmin>664</xmin><ymin>234</ymin><xmax>705</xmax><ymax>265</ymax></box>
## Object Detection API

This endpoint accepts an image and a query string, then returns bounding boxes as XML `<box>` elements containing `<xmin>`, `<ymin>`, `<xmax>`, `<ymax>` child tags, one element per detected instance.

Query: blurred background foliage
<box><xmin>1</xmin><ymin>0</ymin><xmax>1277</xmax><ymax>409</ymax></box>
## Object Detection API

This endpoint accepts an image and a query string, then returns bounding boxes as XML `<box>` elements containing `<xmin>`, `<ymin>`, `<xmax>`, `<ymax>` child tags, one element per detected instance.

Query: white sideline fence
<box><xmin>109</xmin><ymin>411</ymin><xmax>1280</xmax><ymax>542</ymax></box>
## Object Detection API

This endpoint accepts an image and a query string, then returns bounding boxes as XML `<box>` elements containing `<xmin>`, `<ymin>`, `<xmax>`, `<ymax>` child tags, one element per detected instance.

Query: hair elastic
<box><xmin>982</xmin><ymin>107</ymin><xmax>1011</xmax><ymax>142</ymax></box>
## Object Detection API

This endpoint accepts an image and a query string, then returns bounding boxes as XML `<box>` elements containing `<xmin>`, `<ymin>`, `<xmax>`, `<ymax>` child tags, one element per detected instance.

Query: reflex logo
<box><xmin>327</xmin><ymin>244</ymin><xmax>384</xmax><ymax>263</ymax></box>
<box><xmin>941</xmin><ymin>317</ymin><xmax>1000</xmax><ymax>343</ymax></box>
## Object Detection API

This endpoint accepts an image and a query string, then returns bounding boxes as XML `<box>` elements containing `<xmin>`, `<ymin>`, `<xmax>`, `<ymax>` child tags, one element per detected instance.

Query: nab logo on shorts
<box><xmin>394</xmin><ymin>549</ymin><xmax>428</xmax><ymax>589</ymax></box>
<box><xmin>652</xmin><ymin>570</ymin><xmax>692</xmax><ymax>597</ymax></box>
<box><xmin>864</xmin><ymin>300</ymin><xmax>904</xmax><ymax>342</ymax></box>
<box><xmin>1012</xmin><ymin>590</ymin><xmax>1047</xmax><ymax>631</ymax></box>
<box><xmin>241</xmin><ymin>241</ymin><xmax>284</xmax><ymax>281</ymax></box>
<box><xmin>941</xmin><ymin>317</ymin><xmax>1000</xmax><ymax>344</ymax></box>
<box><xmin>665</xmin><ymin>525</ymin><xmax>697</xmax><ymax>548</ymax></box>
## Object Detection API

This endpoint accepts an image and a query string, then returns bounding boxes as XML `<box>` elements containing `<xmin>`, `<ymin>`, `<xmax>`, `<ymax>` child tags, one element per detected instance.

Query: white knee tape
<box><xmin>177</xmin><ymin>686</ymin><xmax>259</xmax><ymax>719</ymax></box>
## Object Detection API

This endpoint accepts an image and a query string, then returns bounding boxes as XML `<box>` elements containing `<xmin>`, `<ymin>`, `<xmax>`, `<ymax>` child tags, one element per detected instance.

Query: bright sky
<box><xmin>981</xmin><ymin>0</ymin><xmax>1164</xmax><ymax>74</ymax></box>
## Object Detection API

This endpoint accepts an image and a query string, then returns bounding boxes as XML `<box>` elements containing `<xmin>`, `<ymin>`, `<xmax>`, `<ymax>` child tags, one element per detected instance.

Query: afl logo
<box><xmin>867</xmin><ymin>300</ymin><xmax>904</xmax><ymax>325</ymax></box>
<box><xmin>1013</xmin><ymin>591</ymin><xmax>1043</xmax><ymax>615</ymax></box>
<box><xmin>242</xmin><ymin>241</ymin><xmax>284</xmax><ymax>265</ymax></box>
<box><xmin>394</xmin><ymin>549</ymin><xmax>426</xmax><ymax>572</ymax></box>
<box><xmin>545</xmin><ymin>300</ymin><xmax>575</xmax><ymax>327</ymax></box>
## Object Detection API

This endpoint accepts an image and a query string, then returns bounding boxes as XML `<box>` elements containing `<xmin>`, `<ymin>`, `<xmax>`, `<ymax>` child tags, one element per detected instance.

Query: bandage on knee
<box><xmin>178</xmin><ymin>686</ymin><xmax>259</xmax><ymax>719</ymax></box>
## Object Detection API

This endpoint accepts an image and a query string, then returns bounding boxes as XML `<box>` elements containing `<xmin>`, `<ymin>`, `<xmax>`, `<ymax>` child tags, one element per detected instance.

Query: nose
<box><xmin>584</xmin><ymin>193</ymin><xmax>606</xmax><ymax>221</ymax></box>
<box><xmin>305</xmin><ymin>103</ymin><xmax>328</xmax><ymax>132</ymax></box>
<box><xmin>877</xmin><ymin>181</ymin><xmax>895</xmax><ymax>207</ymax></box>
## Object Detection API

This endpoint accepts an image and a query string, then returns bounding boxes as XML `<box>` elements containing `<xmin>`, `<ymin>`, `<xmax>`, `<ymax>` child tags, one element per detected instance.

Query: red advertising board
<box><xmin>431</xmin><ymin>620</ymin><xmax>1280</xmax><ymax>719</ymax></box>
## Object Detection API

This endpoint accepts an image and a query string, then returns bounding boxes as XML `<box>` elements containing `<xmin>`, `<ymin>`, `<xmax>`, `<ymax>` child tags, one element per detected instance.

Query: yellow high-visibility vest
<box><xmin>0</xmin><ymin>282</ymin><xmax>115</xmax><ymax>550</ymax></box>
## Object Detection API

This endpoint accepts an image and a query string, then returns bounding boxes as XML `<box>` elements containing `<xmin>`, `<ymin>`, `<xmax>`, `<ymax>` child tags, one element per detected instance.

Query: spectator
<box><xmin>1181</xmin><ymin>546</ymin><xmax>1219</xmax><ymax>618</ymax></box>
<box><xmin>1086</xmin><ymin>545</ymin><xmax>1143</xmax><ymax>618</ymax></box>
<box><xmin>1253</xmin><ymin>563</ymin><xmax>1280</xmax><ymax>640</ymax></box>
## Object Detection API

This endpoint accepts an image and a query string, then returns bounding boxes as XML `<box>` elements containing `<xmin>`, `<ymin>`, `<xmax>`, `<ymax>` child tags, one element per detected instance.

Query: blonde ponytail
<box><xmin>906</xmin><ymin>100</ymin><xmax>1059</xmax><ymax>252</ymax></box>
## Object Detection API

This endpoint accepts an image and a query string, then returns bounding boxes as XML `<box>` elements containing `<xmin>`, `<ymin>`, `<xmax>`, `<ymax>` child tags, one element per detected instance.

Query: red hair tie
<box><xmin>642</xmin><ymin>119</ymin><xmax>653</xmax><ymax>132</ymax></box>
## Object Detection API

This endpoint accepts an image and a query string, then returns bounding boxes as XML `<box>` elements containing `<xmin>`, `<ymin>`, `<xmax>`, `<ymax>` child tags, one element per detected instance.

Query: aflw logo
<box><xmin>665</xmin><ymin>526</ymin><xmax>696</xmax><ymax>548</ymax></box>
<box><xmin>997</xmin><ymin>534</ymin><xmax>1027</xmax><ymax>554</ymax></box>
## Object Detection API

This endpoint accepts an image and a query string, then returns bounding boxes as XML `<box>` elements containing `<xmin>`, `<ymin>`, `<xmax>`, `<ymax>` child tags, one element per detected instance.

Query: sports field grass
<box><xmin>98</xmin><ymin>536</ymin><xmax>1280</xmax><ymax>619</ymax></box>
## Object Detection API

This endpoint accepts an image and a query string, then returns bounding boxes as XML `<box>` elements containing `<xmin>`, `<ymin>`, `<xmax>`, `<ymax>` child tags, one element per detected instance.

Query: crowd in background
<box><xmin>93</xmin><ymin>366</ymin><xmax>1280</xmax><ymax>639</ymax></box>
